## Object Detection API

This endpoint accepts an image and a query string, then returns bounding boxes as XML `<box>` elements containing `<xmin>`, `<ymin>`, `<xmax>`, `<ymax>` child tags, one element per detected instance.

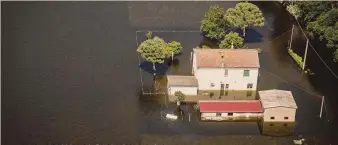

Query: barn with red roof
<box><xmin>199</xmin><ymin>100</ymin><xmax>263</xmax><ymax>121</ymax></box>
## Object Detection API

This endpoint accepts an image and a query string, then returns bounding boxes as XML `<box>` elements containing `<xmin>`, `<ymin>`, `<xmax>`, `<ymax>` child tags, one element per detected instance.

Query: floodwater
<box><xmin>2</xmin><ymin>1</ymin><xmax>338</xmax><ymax>144</ymax></box>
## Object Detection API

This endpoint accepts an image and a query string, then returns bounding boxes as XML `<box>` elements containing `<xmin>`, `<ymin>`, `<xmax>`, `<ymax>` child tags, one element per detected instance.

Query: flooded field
<box><xmin>2</xmin><ymin>1</ymin><xmax>338</xmax><ymax>144</ymax></box>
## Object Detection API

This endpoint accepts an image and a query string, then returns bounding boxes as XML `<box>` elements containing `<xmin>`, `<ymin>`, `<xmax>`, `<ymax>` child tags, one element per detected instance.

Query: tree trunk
<box><xmin>171</xmin><ymin>52</ymin><xmax>174</xmax><ymax>64</ymax></box>
<box><xmin>152</xmin><ymin>62</ymin><xmax>156</xmax><ymax>75</ymax></box>
<box><xmin>243</xmin><ymin>27</ymin><xmax>246</xmax><ymax>37</ymax></box>
<box><xmin>152</xmin><ymin>62</ymin><xmax>156</xmax><ymax>71</ymax></box>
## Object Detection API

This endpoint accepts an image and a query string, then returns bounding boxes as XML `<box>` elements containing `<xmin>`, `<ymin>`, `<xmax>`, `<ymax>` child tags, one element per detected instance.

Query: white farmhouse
<box><xmin>166</xmin><ymin>48</ymin><xmax>260</xmax><ymax>102</ymax></box>
<box><xmin>192</xmin><ymin>49</ymin><xmax>260</xmax><ymax>97</ymax></box>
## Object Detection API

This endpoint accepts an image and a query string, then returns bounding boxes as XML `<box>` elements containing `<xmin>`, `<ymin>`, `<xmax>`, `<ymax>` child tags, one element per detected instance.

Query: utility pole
<box><xmin>302</xmin><ymin>39</ymin><xmax>309</xmax><ymax>70</ymax></box>
<box><xmin>289</xmin><ymin>25</ymin><xmax>294</xmax><ymax>49</ymax></box>
<box><xmin>320</xmin><ymin>96</ymin><xmax>324</xmax><ymax>118</ymax></box>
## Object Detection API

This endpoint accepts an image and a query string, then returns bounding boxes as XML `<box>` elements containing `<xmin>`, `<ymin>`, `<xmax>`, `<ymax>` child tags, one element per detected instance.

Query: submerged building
<box><xmin>199</xmin><ymin>100</ymin><xmax>263</xmax><ymax>121</ymax></box>
<box><xmin>259</xmin><ymin>89</ymin><xmax>298</xmax><ymax>136</ymax></box>
<box><xmin>167</xmin><ymin>48</ymin><xmax>260</xmax><ymax>102</ymax></box>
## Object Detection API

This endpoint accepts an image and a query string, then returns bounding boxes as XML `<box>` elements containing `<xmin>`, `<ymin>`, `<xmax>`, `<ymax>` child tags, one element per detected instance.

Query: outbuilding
<box><xmin>198</xmin><ymin>100</ymin><xmax>263</xmax><ymax>121</ymax></box>
<box><xmin>167</xmin><ymin>75</ymin><xmax>198</xmax><ymax>102</ymax></box>
<box><xmin>259</xmin><ymin>89</ymin><xmax>298</xmax><ymax>136</ymax></box>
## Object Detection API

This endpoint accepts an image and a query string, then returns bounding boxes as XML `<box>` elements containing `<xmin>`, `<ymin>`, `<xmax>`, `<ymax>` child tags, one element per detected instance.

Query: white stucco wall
<box><xmin>194</xmin><ymin>67</ymin><xmax>259</xmax><ymax>91</ymax></box>
<box><xmin>263</xmin><ymin>107</ymin><xmax>296</xmax><ymax>122</ymax></box>
<box><xmin>200</xmin><ymin>112</ymin><xmax>263</xmax><ymax>121</ymax></box>
<box><xmin>192</xmin><ymin>51</ymin><xmax>197</xmax><ymax>75</ymax></box>
<box><xmin>168</xmin><ymin>86</ymin><xmax>197</xmax><ymax>96</ymax></box>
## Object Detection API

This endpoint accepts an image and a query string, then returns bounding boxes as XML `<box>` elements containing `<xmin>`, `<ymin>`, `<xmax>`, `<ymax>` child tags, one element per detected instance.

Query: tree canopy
<box><xmin>200</xmin><ymin>5</ymin><xmax>228</xmax><ymax>40</ymax></box>
<box><xmin>166</xmin><ymin>41</ymin><xmax>183</xmax><ymax>57</ymax></box>
<box><xmin>219</xmin><ymin>32</ymin><xmax>244</xmax><ymax>49</ymax></box>
<box><xmin>174</xmin><ymin>91</ymin><xmax>186</xmax><ymax>102</ymax></box>
<box><xmin>283</xmin><ymin>1</ymin><xmax>338</xmax><ymax>62</ymax></box>
<box><xmin>137</xmin><ymin>36</ymin><xmax>168</xmax><ymax>65</ymax></box>
<box><xmin>224</xmin><ymin>2</ymin><xmax>265</xmax><ymax>37</ymax></box>
<box><xmin>137</xmin><ymin>36</ymin><xmax>183</xmax><ymax>65</ymax></box>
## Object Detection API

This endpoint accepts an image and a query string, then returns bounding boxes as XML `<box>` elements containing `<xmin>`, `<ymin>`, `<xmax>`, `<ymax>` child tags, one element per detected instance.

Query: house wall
<box><xmin>168</xmin><ymin>86</ymin><xmax>197</xmax><ymax>96</ymax></box>
<box><xmin>263</xmin><ymin>107</ymin><xmax>296</xmax><ymax>122</ymax></box>
<box><xmin>200</xmin><ymin>112</ymin><xmax>263</xmax><ymax>121</ymax></box>
<box><xmin>194</xmin><ymin>67</ymin><xmax>259</xmax><ymax>91</ymax></box>
<box><xmin>192</xmin><ymin>51</ymin><xmax>197</xmax><ymax>75</ymax></box>
<box><xmin>197</xmin><ymin>90</ymin><xmax>257</xmax><ymax>100</ymax></box>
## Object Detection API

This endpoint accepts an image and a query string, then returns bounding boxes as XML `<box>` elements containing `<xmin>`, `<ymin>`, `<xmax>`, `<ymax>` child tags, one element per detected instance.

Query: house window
<box><xmin>247</xmin><ymin>91</ymin><xmax>252</xmax><ymax>97</ymax></box>
<box><xmin>225</xmin><ymin>84</ymin><xmax>229</xmax><ymax>89</ymax></box>
<box><xmin>243</xmin><ymin>70</ymin><xmax>250</xmax><ymax>77</ymax></box>
<box><xmin>270</xmin><ymin>123</ymin><xmax>274</xmax><ymax>126</ymax></box>
<box><xmin>270</xmin><ymin>117</ymin><xmax>275</xmax><ymax>120</ymax></box>
<box><xmin>228</xmin><ymin>113</ymin><xmax>233</xmax><ymax>116</ymax></box>
<box><xmin>225</xmin><ymin>91</ymin><xmax>228</xmax><ymax>96</ymax></box>
<box><xmin>284</xmin><ymin>123</ymin><xmax>288</xmax><ymax>127</ymax></box>
<box><xmin>210</xmin><ymin>83</ymin><xmax>215</xmax><ymax>87</ymax></box>
<box><xmin>284</xmin><ymin>117</ymin><xmax>289</xmax><ymax>120</ymax></box>
<box><xmin>247</xmin><ymin>83</ymin><xmax>253</xmax><ymax>89</ymax></box>
<box><xmin>224</xmin><ymin>69</ymin><xmax>228</xmax><ymax>77</ymax></box>
<box><xmin>216</xmin><ymin>113</ymin><xmax>222</xmax><ymax>116</ymax></box>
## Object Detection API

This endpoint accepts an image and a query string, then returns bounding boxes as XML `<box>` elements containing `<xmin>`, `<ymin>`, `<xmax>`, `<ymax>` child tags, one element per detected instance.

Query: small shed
<box><xmin>259</xmin><ymin>89</ymin><xmax>297</xmax><ymax>122</ymax></box>
<box><xmin>167</xmin><ymin>75</ymin><xmax>198</xmax><ymax>102</ymax></box>
<box><xmin>199</xmin><ymin>100</ymin><xmax>263</xmax><ymax>121</ymax></box>
<box><xmin>259</xmin><ymin>89</ymin><xmax>298</xmax><ymax>136</ymax></box>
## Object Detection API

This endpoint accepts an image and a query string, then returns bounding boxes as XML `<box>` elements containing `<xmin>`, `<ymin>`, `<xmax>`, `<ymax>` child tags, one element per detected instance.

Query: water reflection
<box><xmin>259</xmin><ymin>122</ymin><xmax>295</xmax><ymax>136</ymax></box>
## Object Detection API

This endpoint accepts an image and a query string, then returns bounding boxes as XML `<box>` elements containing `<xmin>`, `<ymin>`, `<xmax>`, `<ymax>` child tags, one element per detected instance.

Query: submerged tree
<box><xmin>307</xmin><ymin>8</ymin><xmax>338</xmax><ymax>61</ymax></box>
<box><xmin>166</xmin><ymin>41</ymin><xmax>183</xmax><ymax>61</ymax></box>
<box><xmin>200</xmin><ymin>5</ymin><xmax>228</xmax><ymax>40</ymax></box>
<box><xmin>219</xmin><ymin>32</ymin><xmax>244</xmax><ymax>49</ymax></box>
<box><xmin>174</xmin><ymin>91</ymin><xmax>186</xmax><ymax>106</ymax></box>
<box><xmin>137</xmin><ymin>36</ymin><xmax>167</xmax><ymax>74</ymax></box>
<box><xmin>146</xmin><ymin>31</ymin><xmax>153</xmax><ymax>40</ymax></box>
<box><xmin>137</xmin><ymin>36</ymin><xmax>183</xmax><ymax>74</ymax></box>
<box><xmin>224</xmin><ymin>2</ymin><xmax>265</xmax><ymax>37</ymax></box>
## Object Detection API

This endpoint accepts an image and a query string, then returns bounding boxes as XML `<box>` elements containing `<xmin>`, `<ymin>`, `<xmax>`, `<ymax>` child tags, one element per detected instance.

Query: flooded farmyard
<box><xmin>2</xmin><ymin>1</ymin><xmax>338</xmax><ymax>145</ymax></box>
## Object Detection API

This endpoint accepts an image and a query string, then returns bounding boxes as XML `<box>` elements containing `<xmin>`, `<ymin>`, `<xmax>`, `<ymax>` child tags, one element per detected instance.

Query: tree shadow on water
<box><xmin>139</xmin><ymin>61</ymin><xmax>168</xmax><ymax>75</ymax></box>
<box><xmin>232</xmin><ymin>28</ymin><xmax>264</xmax><ymax>43</ymax></box>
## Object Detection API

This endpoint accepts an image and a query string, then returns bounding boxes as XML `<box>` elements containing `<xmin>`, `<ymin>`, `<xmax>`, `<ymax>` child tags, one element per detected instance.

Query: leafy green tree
<box><xmin>146</xmin><ymin>31</ymin><xmax>152</xmax><ymax>39</ymax></box>
<box><xmin>174</xmin><ymin>91</ymin><xmax>186</xmax><ymax>106</ymax></box>
<box><xmin>224</xmin><ymin>2</ymin><xmax>265</xmax><ymax>37</ymax></box>
<box><xmin>219</xmin><ymin>32</ymin><xmax>244</xmax><ymax>49</ymax></box>
<box><xmin>166</xmin><ymin>41</ymin><xmax>183</xmax><ymax>59</ymax></box>
<box><xmin>287</xmin><ymin>4</ymin><xmax>301</xmax><ymax>19</ymax></box>
<box><xmin>293</xmin><ymin>1</ymin><xmax>334</xmax><ymax>24</ymax></box>
<box><xmin>137</xmin><ymin>36</ymin><xmax>167</xmax><ymax>73</ymax></box>
<box><xmin>200</xmin><ymin>5</ymin><xmax>228</xmax><ymax>40</ymax></box>
<box><xmin>307</xmin><ymin>8</ymin><xmax>338</xmax><ymax>61</ymax></box>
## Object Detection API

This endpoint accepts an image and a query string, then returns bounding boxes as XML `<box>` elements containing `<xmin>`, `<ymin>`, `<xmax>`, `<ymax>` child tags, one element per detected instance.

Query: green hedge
<box><xmin>288</xmin><ymin>47</ymin><xmax>304</xmax><ymax>68</ymax></box>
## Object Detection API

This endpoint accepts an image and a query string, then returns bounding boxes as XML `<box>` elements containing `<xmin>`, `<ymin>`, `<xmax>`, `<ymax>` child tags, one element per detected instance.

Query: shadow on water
<box><xmin>198</xmin><ymin>37</ymin><xmax>219</xmax><ymax>48</ymax></box>
<box><xmin>139</xmin><ymin>61</ymin><xmax>168</xmax><ymax>75</ymax></box>
<box><xmin>230</xmin><ymin>28</ymin><xmax>264</xmax><ymax>44</ymax></box>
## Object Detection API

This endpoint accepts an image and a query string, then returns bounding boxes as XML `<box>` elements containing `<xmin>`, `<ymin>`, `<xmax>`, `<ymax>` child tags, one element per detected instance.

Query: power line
<box><xmin>294</xmin><ymin>19</ymin><xmax>338</xmax><ymax>80</ymax></box>
<box><xmin>258</xmin><ymin>29</ymin><xmax>292</xmax><ymax>49</ymax></box>
<box><xmin>261</xmin><ymin>69</ymin><xmax>322</xmax><ymax>98</ymax></box>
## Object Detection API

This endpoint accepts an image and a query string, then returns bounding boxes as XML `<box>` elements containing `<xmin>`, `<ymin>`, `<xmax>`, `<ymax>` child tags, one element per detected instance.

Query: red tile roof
<box><xmin>199</xmin><ymin>100</ymin><xmax>263</xmax><ymax>113</ymax></box>
<box><xmin>194</xmin><ymin>49</ymin><xmax>260</xmax><ymax>68</ymax></box>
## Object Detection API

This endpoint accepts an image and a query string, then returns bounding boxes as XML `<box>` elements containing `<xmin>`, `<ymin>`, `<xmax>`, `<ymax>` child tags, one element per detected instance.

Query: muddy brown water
<box><xmin>2</xmin><ymin>1</ymin><xmax>338</xmax><ymax>144</ymax></box>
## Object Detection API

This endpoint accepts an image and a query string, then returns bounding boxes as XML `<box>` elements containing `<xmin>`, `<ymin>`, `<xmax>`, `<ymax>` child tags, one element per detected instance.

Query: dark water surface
<box><xmin>2</xmin><ymin>1</ymin><xmax>338</xmax><ymax>144</ymax></box>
